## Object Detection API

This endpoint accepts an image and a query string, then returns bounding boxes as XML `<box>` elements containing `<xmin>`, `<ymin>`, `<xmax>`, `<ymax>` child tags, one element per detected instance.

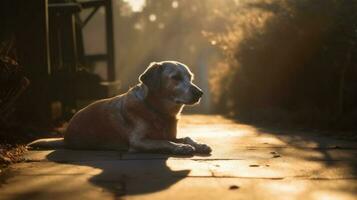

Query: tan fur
<box><xmin>29</xmin><ymin>61</ymin><xmax>211</xmax><ymax>155</ymax></box>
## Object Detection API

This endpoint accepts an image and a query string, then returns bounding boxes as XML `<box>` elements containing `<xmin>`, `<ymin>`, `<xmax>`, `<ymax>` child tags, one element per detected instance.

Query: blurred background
<box><xmin>1</xmin><ymin>0</ymin><xmax>357</xmax><ymax>146</ymax></box>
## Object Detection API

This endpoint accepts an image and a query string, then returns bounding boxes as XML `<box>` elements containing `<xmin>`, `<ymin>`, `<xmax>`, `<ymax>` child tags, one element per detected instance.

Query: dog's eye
<box><xmin>171</xmin><ymin>74</ymin><xmax>182</xmax><ymax>81</ymax></box>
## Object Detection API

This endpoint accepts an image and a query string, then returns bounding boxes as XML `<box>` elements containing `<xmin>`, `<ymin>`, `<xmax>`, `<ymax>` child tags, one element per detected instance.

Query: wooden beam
<box><xmin>105</xmin><ymin>0</ymin><xmax>115</xmax><ymax>81</ymax></box>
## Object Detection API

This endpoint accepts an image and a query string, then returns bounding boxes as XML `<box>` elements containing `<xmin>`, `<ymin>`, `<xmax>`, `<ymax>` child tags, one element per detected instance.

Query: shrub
<box><xmin>209</xmin><ymin>0</ymin><xmax>357</xmax><ymax>130</ymax></box>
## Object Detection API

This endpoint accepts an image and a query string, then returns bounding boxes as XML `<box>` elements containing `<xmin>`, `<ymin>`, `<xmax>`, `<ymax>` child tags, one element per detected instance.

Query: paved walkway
<box><xmin>1</xmin><ymin>115</ymin><xmax>357</xmax><ymax>200</ymax></box>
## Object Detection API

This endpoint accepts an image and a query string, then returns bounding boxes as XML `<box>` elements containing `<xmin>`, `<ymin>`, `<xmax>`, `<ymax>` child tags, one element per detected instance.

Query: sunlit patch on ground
<box><xmin>0</xmin><ymin>115</ymin><xmax>356</xmax><ymax>200</ymax></box>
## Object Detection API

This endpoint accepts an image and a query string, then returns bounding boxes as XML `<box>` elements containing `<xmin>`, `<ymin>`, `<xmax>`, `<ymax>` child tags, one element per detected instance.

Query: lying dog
<box><xmin>29</xmin><ymin>61</ymin><xmax>211</xmax><ymax>155</ymax></box>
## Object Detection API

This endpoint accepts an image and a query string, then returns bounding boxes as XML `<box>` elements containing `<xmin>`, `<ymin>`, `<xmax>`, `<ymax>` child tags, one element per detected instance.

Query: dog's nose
<box><xmin>192</xmin><ymin>86</ymin><xmax>203</xmax><ymax>98</ymax></box>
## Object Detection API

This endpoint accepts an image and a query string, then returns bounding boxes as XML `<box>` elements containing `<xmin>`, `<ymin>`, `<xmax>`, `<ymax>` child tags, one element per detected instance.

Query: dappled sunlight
<box><xmin>1</xmin><ymin>115</ymin><xmax>357</xmax><ymax>199</ymax></box>
<box><xmin>166</xmin><ymin>160</ymin><xmax>211</xmax><ymax>177</ymax></box>
<box><xmin>178</xmin><ymin>125</ymin><xmax>257</xmax><ymax>138</ymax></box>
<box><xmin>177</xmin><ymin>115</ymin><xmax>357</xmax><ymax>183</ymax></box>
<box><xmin>190</xmin><ymin>158</ymin><xmax>351</xmax><ymax>179</ymax></box>
<box><xmin>310</xmin><ymin>190</ymin><xmax>356</xmax><ymax>200</ymax></box>
<box><xmin>265</xmin><ymin>181</ymin><xmax>306</xmax><ymax>197</ymax></box>
<box><xmin>178</xmin><ymin>115</ymin><xmax>262</xmax><ymax>138</ymax></box>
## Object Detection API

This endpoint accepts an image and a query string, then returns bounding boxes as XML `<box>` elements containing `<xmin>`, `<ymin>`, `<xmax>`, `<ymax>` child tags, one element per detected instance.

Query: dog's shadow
<box><xmin>46</xmin><ymin>149</ymin><xmax>193</xmax><ymax>197</ymax></box>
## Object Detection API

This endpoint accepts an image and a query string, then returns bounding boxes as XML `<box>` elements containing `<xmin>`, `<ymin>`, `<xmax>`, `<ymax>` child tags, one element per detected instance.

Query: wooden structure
<box><xmin>1</xmin><ymin>0</ymin><xmax>119</xmax><ymax>125</ymax></box>
<box><xmin>48</xmin><ymin>0</ymin><xmax>119</xmax><ymax>114</ymax></box>
<box><xmin>48</xmin><ymin>0</ymin><xmax>116</xmax><ymax>81</ymax></box>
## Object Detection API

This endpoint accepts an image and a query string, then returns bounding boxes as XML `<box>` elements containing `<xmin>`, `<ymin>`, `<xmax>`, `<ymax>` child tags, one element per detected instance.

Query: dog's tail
<box><xmin>27</xmin><ymin>138</ymin><xmax>66</xmax><ymax>150</ymax></box>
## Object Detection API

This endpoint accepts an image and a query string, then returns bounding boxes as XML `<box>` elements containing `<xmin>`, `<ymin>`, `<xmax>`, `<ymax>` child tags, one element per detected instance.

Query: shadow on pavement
<box><xmin>46</xmin><ymin>150</ymin><xmax>191</xmax><ymax>198</ymax></box>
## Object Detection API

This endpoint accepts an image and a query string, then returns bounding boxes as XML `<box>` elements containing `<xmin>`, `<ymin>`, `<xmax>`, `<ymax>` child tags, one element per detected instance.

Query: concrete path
<box><xmin>1</xmin><ymin>115</ymin><xmax>357</xmax><ymax>200</ymax></box>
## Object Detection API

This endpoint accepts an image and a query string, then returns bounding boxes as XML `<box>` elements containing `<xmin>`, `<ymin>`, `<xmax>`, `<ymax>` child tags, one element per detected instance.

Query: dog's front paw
<box><xmin>195</xmin><ymin>143</ymin><xmax>212</xmax><ymax>154</ymax></box>
<box><xmin>173</xmin><ymin>144</ymin><xmax>195</xmax><ymax>155</ymax></box>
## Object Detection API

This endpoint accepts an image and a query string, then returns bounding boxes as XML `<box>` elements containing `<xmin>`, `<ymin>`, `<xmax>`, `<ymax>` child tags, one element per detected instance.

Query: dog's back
<box><xmin>29</xmin><ymin>95</ymin><xmax>130</xmax><ymax>150</ymax></box>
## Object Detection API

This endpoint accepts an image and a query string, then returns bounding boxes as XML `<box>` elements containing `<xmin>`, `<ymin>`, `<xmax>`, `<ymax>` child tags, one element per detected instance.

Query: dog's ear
<box><xmin>139</xmin><ymin>62</ymin><xmax>163</xmax><ymax>91</ymax></box>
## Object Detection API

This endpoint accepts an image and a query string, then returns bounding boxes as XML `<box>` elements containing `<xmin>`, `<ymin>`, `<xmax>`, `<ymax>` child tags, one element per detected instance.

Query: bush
<box><xmin>209</xmin><ymin>0</ymin><xmax>357</xmax><ymax>130</ymax></box>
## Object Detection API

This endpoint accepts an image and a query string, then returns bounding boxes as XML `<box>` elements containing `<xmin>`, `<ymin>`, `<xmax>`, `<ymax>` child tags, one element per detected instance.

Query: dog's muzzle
<box><xmin>192</xmin><ymin>86</ymin><xmax>203</xmax><ymax>99</ymax></box>
<box><xmin>189</xmin><ymin>86</ymin><xmax>203</xmax><ymax>104</ymax></box>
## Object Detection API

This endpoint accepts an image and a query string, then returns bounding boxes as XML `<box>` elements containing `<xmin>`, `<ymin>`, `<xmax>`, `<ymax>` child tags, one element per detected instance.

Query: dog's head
<box><xmin>139</xmin><ymin>61</ymin><xmax>203</xmax><ymax>105</ymax></box>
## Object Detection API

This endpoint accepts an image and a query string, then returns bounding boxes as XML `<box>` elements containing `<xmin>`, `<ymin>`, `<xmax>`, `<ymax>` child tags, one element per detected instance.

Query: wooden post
<box><xmin>15</xmin><ymin>0</ymin><xmax>52</xmax><ymax>126</ymax></box>
<box><xmin>105</xmin><ymin>0</ymin><xmax>116</xmax><ymax>81</ymax></box>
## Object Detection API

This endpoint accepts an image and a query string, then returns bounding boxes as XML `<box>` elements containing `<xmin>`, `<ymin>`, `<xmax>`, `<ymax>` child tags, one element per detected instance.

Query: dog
<box><xmin>28</xmin><ymin>61</ymin><xmax>211</xmax><ymax>155</ymax></box>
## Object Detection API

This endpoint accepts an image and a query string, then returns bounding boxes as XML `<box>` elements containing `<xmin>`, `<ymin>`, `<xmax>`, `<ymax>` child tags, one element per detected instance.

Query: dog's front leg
<box><xmin>128</xmin><ymin>125</ymin><xmax>195</xmax><ymax>155</ymax></box>
<box><xmin>130</xmin><ymin>138</ymin><xmax>195</xmax><ymax>155</ymax></box>
<box><xmin>174</xmin><ymin>137</ymin><xmax>212</xmax><ymax>154</ymax></box>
